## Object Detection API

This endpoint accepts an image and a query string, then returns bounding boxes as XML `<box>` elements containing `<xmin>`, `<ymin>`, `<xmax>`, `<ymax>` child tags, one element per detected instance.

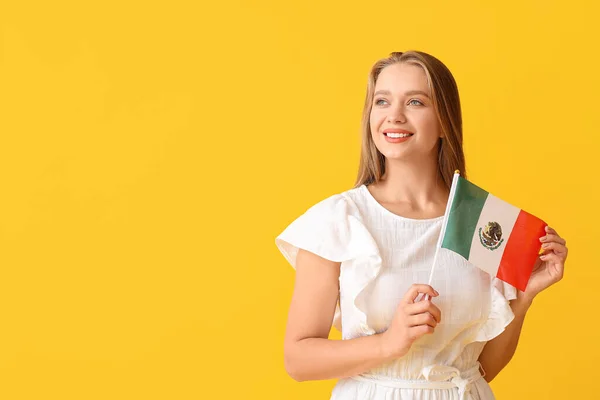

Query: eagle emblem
<box><xmin>478</xmin><ymin>221</ymin><xmax>504</xmax><ymax>250</ymax></box>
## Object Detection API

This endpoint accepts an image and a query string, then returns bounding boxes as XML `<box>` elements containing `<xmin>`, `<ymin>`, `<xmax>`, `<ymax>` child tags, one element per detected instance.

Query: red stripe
<box><xmin>496</xmin><ymin>210</ymin><xmax>546</xmax><ymax>292</ymax></box>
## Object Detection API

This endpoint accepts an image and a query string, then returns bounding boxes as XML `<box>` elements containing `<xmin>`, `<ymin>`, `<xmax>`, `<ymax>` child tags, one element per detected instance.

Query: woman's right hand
<box><xmin>379</xmin><ymin>284</ymin><xmax>442</xmax><ymax>359</ymax></box>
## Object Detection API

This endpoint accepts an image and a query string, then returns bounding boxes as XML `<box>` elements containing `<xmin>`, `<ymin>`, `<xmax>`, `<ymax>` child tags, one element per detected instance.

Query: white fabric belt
<box><xmin>349</xmin><ymin>362</ymin><xmax>485</xmax><ymax>400</ymax></box>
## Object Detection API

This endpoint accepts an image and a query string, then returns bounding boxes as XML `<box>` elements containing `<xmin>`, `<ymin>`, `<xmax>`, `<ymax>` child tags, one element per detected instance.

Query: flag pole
<box><xmin>425</xmin><ymin>170</ymin><xmax>461</xmax><ymax>297</ymax></box>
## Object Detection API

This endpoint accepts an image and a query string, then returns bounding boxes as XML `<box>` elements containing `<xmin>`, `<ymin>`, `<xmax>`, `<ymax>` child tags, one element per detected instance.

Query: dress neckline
<box><xmin>359</xmin><ymin>184</ymin><xmax>445</xmax><ymax>223</ymax></box>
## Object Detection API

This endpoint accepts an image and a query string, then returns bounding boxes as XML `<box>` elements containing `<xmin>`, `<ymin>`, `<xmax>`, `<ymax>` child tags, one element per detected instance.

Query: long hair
<box><xmin>353</xmin><ymin>51</ymin><xmax>466</xmax><ymax>189</ymax></box>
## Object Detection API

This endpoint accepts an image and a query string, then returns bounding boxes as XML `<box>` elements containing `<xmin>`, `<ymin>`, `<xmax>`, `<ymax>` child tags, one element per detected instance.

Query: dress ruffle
<box><xmin>474</xmin><ymin>277</ymin><xmax>518</xmax><ymax>342</ymax></box>
<box><xmin>275</xmin><ymin>192</ymin><xmax>383</xmax><ymax>335</ymax></box>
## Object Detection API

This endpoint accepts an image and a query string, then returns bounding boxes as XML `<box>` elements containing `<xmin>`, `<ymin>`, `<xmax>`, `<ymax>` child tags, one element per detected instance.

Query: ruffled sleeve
<box><xmin>275</xmin><ymin>194</ymin><xmax>370</xmax><ymax>268</ymax></box>
<box><xmin>275</xmin><ymin>193</ymin><xmax>383</xmax><ymax>335</ymax></box>
<box><xmin>474</xmin><ymin>277</ymin><xmax>518</xmax><ymax>342</ymax></box>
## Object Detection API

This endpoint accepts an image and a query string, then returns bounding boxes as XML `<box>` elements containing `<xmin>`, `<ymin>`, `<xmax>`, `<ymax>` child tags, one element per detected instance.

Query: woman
<box><xmin>275</xmin><ymin>50</ymin><xmax>568</xmax><ymax>400</ymax></box>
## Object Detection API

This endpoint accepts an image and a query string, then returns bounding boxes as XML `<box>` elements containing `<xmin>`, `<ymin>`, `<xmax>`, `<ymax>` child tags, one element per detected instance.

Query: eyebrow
<box><xmin>373</xmin><ymin>89</ymin><xmax>431</xmax><ymax>99</ymax></box>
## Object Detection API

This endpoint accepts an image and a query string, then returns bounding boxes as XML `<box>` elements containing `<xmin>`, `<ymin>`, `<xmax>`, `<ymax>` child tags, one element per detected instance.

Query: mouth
<box><xmin>383</xmin><ymin>132</ymin><xmax>414</xmax><ymax>138</ymax></box>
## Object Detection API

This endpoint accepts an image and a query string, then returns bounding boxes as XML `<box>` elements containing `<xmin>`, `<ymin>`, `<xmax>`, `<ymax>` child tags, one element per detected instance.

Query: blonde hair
<box><xmin>353</xmin><ymin>50</ymin><xmax>466</xmax><ymax>189</ymax></box>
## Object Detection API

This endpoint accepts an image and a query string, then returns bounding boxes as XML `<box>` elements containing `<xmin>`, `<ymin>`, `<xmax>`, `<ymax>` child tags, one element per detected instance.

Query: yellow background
<box><xmin>0</xmin><ymin>1</ymin><xmax>597</xmax><ymax>398</ymax></box>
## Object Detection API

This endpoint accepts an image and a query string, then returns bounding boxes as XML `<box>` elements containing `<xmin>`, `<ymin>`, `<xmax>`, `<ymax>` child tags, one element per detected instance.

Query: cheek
<box><xmin>369</xmin><ymin>110</ymin><xmax>382</xmax><ymax>129</ymax></box>
<box><xmin>416</xmin><ymin>113</ymin><xmax>440</xmax><ymax>136</ymax></box>
<box><xmin>369</xmin><ymin>113</ymin><xmax>376</xmax><ymax>133</ymax></box>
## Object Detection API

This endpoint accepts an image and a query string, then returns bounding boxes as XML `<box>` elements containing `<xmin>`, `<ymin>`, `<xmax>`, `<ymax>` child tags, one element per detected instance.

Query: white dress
<box><xmin>275</xmin><ymin>184</ymin><xmax>517</xmax><ymax>400</ymax></box>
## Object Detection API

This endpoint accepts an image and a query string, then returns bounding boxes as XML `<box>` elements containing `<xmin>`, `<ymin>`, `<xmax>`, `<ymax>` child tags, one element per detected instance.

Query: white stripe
<box><xmin>468</xmin><ymin>194</ymin><xmax>520</xmax><ymax>276</ymax></box>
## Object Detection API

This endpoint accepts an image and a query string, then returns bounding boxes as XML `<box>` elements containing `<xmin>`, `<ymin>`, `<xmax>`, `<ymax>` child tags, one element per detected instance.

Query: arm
<box><xmin>478</xmin><ymin>225</ymin><xmax>568</xmax><ymax>382</ymax></box>
<box><xmin>283</xmin><ymin>248</ymin><xmax>395</xmax><ymax>381</ymax></box>
<box><xmin>477</xmin><ymin>292</ymin><xmax>532</xmax><ymax>382</ymax></box>
<box><xmin>283</xmin><ymin>249</ymin><xmax>441</xmax><ymax>381</ymax></box>
<box><xmin>286</xmin><ymin>331</ymin><xmax>396</xmax><ymax>381</ymax></box>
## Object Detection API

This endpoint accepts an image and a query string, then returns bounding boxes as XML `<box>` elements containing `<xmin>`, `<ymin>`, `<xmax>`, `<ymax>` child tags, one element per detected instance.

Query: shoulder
<box><xmin>275</xmin><ymin>185</ymin><xmax>372</xmax><ymax>267</ymax></box>
<box><xmin>304</xmin><ymin>185</ymin><xmax>364</xmax><ymax>220</ymax></box>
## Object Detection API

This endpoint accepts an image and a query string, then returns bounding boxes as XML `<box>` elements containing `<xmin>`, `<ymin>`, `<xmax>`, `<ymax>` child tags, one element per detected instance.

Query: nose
<box><xmin>387</xmin><ymin>114</ymin><xmax>406</xmax><ymax>124</ymax></box>
<box><xmin>387</xmin><ymin>105</ymin><xmax>407</xmax><ymax>123</ymax></box>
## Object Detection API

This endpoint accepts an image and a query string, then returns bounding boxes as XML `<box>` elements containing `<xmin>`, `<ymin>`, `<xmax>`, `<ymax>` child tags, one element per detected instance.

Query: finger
<box><xmin>414</xmin><ymin>293</ymin><xmax>426</xmax><ymax>303</ymax></box>
<box><xmin>540</xmin><ymin>233</ymin><xmax>566</xmax><ymax>246</ymax></box>
<box><xmin>408</xmin><ymin>313</ymin><xmax>438</xmax><ymax>328</ymax></box>
<box><xmin>540</xmin><ymin>242</ymin><xmax>568</xmax><ymax>255</ymax></box>
<box><xmin>418</xmin><ymin>293</ymin><xmax>438</xmax><ymax>302</ymax></box>
<box><xmin>402</xmin><ymin>284</ymin><xmax>439</xmax><ymax>304</ymax></box>
<box><xmin>408</xmin><ymin>325</ymin><xmax>434</xmax><ymax>339</ymax></box>
<box><xmin>545</xmin><ymin>226</ymin><xmax>558</xmax><ymax>235</ymax></box>
<box><xmin>540</xmin><ymin>233</ymin><xmax>566</xmax><ymax>245</ymax></box>
<box><xmin>539</xmin><ymin>253</ymin><xmax>565</xmax><ymax>279</ymax></box>
<box><xmin>539</xmin><ymin>249</ymin><xmax>568</xmax><ymax>262</ymax></box>
<box><xmin>539</xmin><ymin>252</ymin><xmax>564</xmax><ymax>264</ymax></box>
<box><xmin>406</xmin><ymin>300</ymin><xmax>442</xmax><ymax>323</ymax></box>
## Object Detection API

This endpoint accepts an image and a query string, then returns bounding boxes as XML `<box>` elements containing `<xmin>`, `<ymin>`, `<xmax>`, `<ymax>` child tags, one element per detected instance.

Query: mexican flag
<box><xmin>437</xmin><ymin>172</ymin><xmax>546</xmax><ymax>292</ymax></box>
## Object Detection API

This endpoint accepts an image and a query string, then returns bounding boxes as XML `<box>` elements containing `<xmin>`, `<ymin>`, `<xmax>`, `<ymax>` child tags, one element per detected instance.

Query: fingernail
<box><xmin>540</xmin><ymin>236</ymin><xmax>546</xmax><ymax>242</ymax></box>
<box><xmin>434</xmin><ymin>290</ymin><xmax>439</xmax><ymax>296</ymax></box>
<box><xmin>542</xmin><ymin>243</ymin><xmax>549</xmax><ymax>248</ymax></box>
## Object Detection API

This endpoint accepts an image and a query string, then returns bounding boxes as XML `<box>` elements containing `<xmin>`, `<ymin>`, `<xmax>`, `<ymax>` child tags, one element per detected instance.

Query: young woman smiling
<box><xmin>276</xmin><ymin>50</ymin><xmax>568</xmax><ymax>400</ymax></box>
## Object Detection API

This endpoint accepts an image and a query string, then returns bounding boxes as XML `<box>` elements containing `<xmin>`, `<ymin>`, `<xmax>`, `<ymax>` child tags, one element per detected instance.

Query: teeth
<box><xmin>386</xmin><ymin>132</ymin><xmax>412</xmax><ymax>138</ymax></box>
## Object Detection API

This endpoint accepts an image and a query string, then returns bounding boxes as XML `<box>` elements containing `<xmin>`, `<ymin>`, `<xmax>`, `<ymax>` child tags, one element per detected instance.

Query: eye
<box><xmin>408</xmin><ymin>99</ymin><xmax>424</xmax><ymax>106</ymax></box>
<box><xmin>374</xmin><ymin>98</ymin><xmax>388</xmax><ymax>106</ymax></box>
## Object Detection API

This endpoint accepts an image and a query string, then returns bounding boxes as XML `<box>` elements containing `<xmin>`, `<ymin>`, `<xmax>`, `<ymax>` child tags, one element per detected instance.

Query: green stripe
<box><xmin>441</xmin><ymin>176</ymin><xmax>488</xmax><ymax>259</ymax></box>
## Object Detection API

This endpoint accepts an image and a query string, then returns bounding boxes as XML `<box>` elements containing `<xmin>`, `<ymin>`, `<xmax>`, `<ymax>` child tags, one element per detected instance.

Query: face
<box><xmin>370</xmin><ymin>62</ymin><xmax>442</xmax><ymax>162</ymax></box>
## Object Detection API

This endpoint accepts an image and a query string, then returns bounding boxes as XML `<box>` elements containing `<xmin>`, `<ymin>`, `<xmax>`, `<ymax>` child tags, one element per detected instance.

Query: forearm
<box><xmin>284</xmin><ymin>333</ymin><xmax>395</xmax><ymax>381</ymax></box>
<box><xmin>478</xmin><ymin>292</ymin><xmax>533</xmax><ymax>381</ymax></box>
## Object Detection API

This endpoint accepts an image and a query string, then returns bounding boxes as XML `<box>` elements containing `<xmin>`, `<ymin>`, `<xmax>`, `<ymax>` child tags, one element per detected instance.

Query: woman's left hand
<box><xmin>523</xmin><ymin>225</ymin><xmax>568</xmax><ymax>300</ymax></box>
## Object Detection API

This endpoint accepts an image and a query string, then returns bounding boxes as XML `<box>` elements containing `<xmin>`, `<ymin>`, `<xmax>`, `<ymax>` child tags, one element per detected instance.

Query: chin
<box><xmin>380</xmin><ymin>151</ymin><xmax>409</xmax><ymax>160</ymax></box>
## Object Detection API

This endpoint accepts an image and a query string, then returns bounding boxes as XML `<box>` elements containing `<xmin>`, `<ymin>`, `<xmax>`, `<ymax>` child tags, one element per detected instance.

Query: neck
<box><xmin>376</xmin><ymin>157</ymin><xmax>449</xmax><ymax>209</ymax></box>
